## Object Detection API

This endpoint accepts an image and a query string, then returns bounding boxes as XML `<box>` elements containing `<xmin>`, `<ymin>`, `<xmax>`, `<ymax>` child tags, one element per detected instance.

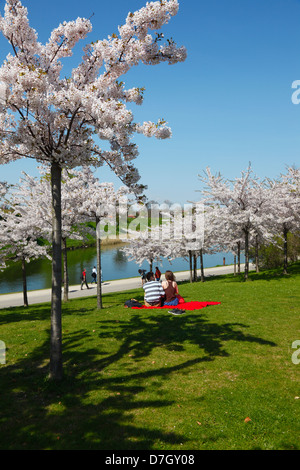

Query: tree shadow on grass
<box><xmin>0</xmin><ymin>302</ymin><xmax>279</xmax><ymax>450</ymax></box>
<box><xmin>247</xmin><ymin>262</ymin><xmax>300</xmax><ymax>282</ymax></box>
<box><xmin>92</xmin><ymin>311</ymin><xmax>276</xmax><ymax>367</ymax></box>
<box><xmin>0</xmin><ymin>300</ymin><xmax>100</xmax><ymax>325</ymax></box>
<box><xmin>0</xmin><ymin>303</ymin><xmax>52</xmax><ymax>325</ymax></box>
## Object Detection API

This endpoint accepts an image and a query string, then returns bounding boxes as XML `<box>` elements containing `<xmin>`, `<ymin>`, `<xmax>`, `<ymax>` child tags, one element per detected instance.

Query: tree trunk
<box><xmin>96</xmin><ymin>216</ymin><xmax>103</xmax><ymax>309</ymax></box>
<box><xmin>234</xmin><ymin>255</ymin><xmax>236</xmax><ymax>276</ymax></box>
<box><xmin>237</xmin><ymin>241</ymin><xmax>241</xmax><ymax>274</ymax></box>
<box><xmin>255</xmin><ymin>235</ymin><xmax>259</xmax><ymax>273</ymax></box>
<box><xmin>283</xmin><ymin>226</ymin><xmax>288</xmax><ymax>275</ymax></box>
<box><xmin>21</xmin><ymin>256</ymin><xmax>28</xmax><ymax>307</ymax></box>
<box><xmin>50</xmin><ymin>161</ymin><xmax>63</xmax><ymax>381</ymax></box>
<box><xmin>199</xmin><ymin>248</ymin><xmax>205</xmax><ymax>282</ymax></box>
<box><xmin>193</xmin><ymin>252</ymin><xmax>197</xmax><ymax>282</ymax></box>
<box><xmin>62</xmin><ymin>237</ymin><xmax>69</xmax><ymax>302</ymax></box>
<box><xmin>188</xmin><ymin>250</ymin><xmax>193</xmax><ymax>283</ymax></box>
<box><xmin>244</xmin><ymin>228</ymin><xmax>249</xmax><ymax>280</ymax></box>
<box><xmin>150</xmin><ymin>258</ymin><xmax>153</xmax><ymax>273</ymax></box>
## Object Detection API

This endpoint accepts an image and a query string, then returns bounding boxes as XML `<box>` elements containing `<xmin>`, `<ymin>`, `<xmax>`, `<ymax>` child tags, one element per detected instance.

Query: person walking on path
<box><xmin>143</xmin><ymin>272</ymin><xmax>165</xmax><ymax>307</ymax></box>
<box><xmin>91</xmin><ymin>266</ymin><xmax>97</xmax><ymax>283</ymax></box>
<box><xmin>161</xmin><ymin>270</ymin><xmax>179</xmax><ymax>306</ymax></box>
<box><xmin>81</xmin><ymin>269</ymin><xmax>90</xmax><ymax>290</ymax></box>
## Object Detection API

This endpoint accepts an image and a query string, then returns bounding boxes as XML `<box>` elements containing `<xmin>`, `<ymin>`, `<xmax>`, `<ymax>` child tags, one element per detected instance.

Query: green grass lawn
<box><xmin>0</xmin><ymin>264</ymin><xmax>299</xmax><ymax>450</ymax></box>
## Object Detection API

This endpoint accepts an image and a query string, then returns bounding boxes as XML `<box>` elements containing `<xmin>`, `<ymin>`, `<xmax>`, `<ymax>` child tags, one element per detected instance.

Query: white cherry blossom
<box><xmin>0</xmin><ymin>0</ymin><xmax>186</xmax><ymax>380</ymax></box>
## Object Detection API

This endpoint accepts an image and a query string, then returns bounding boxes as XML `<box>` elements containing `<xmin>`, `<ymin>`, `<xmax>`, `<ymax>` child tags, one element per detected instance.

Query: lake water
<box><xmin>0</xmin><ymin>244</ymin><xmax>244</xmax><ymax>295</ymax></box>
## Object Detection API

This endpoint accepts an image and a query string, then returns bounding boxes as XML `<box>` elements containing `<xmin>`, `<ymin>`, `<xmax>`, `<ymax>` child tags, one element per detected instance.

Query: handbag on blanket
<box><xmin>124</xmin><ymin>299</ymin><xmax>143</xmax><ymax>308</ymax></box>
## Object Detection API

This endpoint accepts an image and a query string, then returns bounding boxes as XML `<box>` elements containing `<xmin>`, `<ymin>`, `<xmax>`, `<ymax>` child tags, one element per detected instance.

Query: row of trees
<box><xmin>1</xmin><ymin>163</ymin><xmax>299</xmax><ymax>300</ymax></box>
<box><xmin>0</xmin><ymin>166</ymin><xmax>131</xmax><ymax>307</ymax></box>
<box><xmin>0</xmin><ymin>0</ymin><xmax>187</xmax><ymax>380</ymax></box>
<box><xmin>122</xmin><ymin>165</ymin><xmax>300</xmax><ymax>281</ymax></box>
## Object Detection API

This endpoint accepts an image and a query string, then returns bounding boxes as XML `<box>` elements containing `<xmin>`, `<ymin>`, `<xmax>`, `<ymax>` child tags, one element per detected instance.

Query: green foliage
<box><xmin>0</xmin><ymin>263</ymin><xmax>299</xmax><ymax>450</ymax></box>
<box><xmin>250</xmin><ymin>234</ymin><xmax>300</xmax><ymax>270</ymax></box>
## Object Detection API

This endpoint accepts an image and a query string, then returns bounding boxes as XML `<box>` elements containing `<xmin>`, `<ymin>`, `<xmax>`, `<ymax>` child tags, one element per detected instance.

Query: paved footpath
<box><xmin>0</xmin><ymin>263</ymin><xmax>254</xmax><ymax>309</ymax></box>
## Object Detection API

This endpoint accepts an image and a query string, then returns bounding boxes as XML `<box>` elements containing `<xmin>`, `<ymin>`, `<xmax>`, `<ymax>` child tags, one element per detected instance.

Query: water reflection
<box><xmin>112</xmin><ymin>249</ymin><xmax>128</xmax><ymax>267</ymax></box>
<box><xmin>0</xmin><ymin>243</ymin><xmax>244</xmax><ymax>295</ymax></box>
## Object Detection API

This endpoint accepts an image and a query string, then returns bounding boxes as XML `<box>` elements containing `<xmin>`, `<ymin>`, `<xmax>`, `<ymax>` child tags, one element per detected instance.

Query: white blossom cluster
<box><xmin>0</xmin><ymin>180</ymin><xmax>9</xmax><ymax>200</ymax></box>
<box><xmin>0</xmin><ymin>165</ymin><xmax>134</xmax><ymax>281</ymax></box>
<box><xmin>7</xmin><ymin>166</ymin><xmax>130</xmax><ymax>243</ymax></box>
<box><xmin>197</xmin><ymin>165</ymin><xmax>300</xmax><ymax>275</ymax></box>
<box><xmin>0</xmin><ymin>0</ymin><xmax>186</xmax><ymax>192</ymax></box>
<box><xmin>0</xmin><ymin>194</ymin><xmax>49</xmax><ymax>267</ymax></box>
<box><xmin>122</xmin><ymin>225</ymin><xmax>174</xmax><ymax>268</ymax></box>
<box><xmin>122</xmin><ymin>166</ymin><xmax>300</xmax><ymax>275</ymax></box>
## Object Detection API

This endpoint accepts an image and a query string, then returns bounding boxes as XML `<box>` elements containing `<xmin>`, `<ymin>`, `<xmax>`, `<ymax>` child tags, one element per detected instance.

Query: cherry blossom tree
<box><xmin>211</xmin><ymin>211</ymin><xmax>244</xmax><ymax>275</ymax></box>
<box><xmin>124</xmin><ymin>202</ymin><xmax>205</xmax><ymax>282</ymax></box>
<box><xmin>79</xmin><ymin>168</ymin><xmax>133</xmax><ymax>309</ymax></box>
<box><xmin>195</xmin><ymin>206</ymin><xmax>219</xmax><ymax>282</ymax></box>
<box><xmin>0</xmin><ymin>194</ymin><xmax>49</xmax><ymax>306</ymax></box>
<box><xmin>0</xmin><ymin>0</ymin><xmax>186</xmax><ymax>380</ymax></box>
<box><xmin>11</xmin><ymin>166</ymin><xmax>137</xmax><ymax>307</ymax></box>
<box><xmin>16</xmin><ymin>167</ymin><xmax>97</xmax><ymax>301</ymax></box>
<box><xmin>166</xmin><ymin>204</ymin><xmax>210</xmax><ymax>282</ymax></box>
<box><xmin>0</xmin><ymin>180</ymin><xmax>10</xmax><ymax>271</ymax></box>
<box><xmin>122</xmin><ymin>224</ymin><xmax>172</xmax><ymax>272</ymax></box>
<box><xmin>198</xmin><ymin>166</ymin><xmax>270</xmax><ymax>280</ymax></box>
<box><xmin>265</xmin><ymin>167</ymin><xmax>300</xmax><ymax>274</ymax></box>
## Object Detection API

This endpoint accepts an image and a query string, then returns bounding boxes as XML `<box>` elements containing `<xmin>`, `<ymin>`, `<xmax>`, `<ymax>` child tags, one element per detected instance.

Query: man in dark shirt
<box><xmin>81</xmin><ymin>268</ymin><xmax>90</xmax><ymax>290</ymax></box>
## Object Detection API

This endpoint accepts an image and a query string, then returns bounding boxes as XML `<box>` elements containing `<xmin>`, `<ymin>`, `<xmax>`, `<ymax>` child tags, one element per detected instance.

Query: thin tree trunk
<box><xmin>96</xmin><ymin>216</ymin><xmax>103</xmax><ymax>309</ymax></box>
<box><xmin>237</xmin><ymin>241</ymin><xmax>241</xmax><ymax>274</ymax></box>
<box><xmin>50</xmin><ymin>161</ymin><xmax>63</xmax><ymax>381</ymax></box>
<box><xmin>150</xmin><ymin>258</ymin><xmax>153</xmax><ymax>273</ymax></box>
<box><xmin>189</xmin><ymin>250</ymin><xmax>193</xmax><ymax>283</ymax></box>
<box><xmin>283</xmin><ymin>226</ymin><xmax>288</xmax><ymax>275</ymax></box>
<box><xmin>244</xmin><ymin>228</ymin><xmax>249</xmax><ymax>280</ymax></box>
<box><xmin>62</xmin><ymin>237</ymin><xmax>69</xmax><ymax>302</ymax></box>
<box><xmin>193</xmin><ymin>252</ymin><xmax>197</xmax><ymax>282</ymax></box>
<box><xmin>21</xmin><ymin>256</ymin><xmax>28</xmax><ymax>307</ymax></box>
<box><xmin>234</xmin><ymin>255</ymin><xmax>236</xmax><ymax>276</ymax></box>
<box><xmin>199</xmin><ymin>248</ymin><xmax>205</xmax><ymax>282</ymax></box>
<box><xmin>255</xmin><ymin>235</ymin><xmax>259</xmax><ymax>273</ymax></box>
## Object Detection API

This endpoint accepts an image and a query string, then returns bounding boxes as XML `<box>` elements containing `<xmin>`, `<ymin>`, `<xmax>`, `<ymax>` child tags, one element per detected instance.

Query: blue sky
<box><xmin>0</xmin><ymin>0</ymin><xmax>300</xmax><ymax>204</ymax></box>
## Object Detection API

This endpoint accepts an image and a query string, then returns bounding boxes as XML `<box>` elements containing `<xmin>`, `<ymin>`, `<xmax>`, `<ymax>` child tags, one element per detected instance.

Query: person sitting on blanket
<box><xmin>143</xmin><ymin>272</ymin><xmax>165</xmax><ymax>307</ymax></box>
<box><xmin>161</xmin><ymin>270</ymin><xmax>179</xmax><ymax>306</ymax></box>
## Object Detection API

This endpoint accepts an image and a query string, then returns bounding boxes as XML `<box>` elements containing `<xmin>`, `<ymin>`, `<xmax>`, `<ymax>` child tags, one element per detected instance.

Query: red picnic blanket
<box><xmin>132</xmin><ymin>295</ymin><xmax>221</xmax><ymax>311</ymax></box>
